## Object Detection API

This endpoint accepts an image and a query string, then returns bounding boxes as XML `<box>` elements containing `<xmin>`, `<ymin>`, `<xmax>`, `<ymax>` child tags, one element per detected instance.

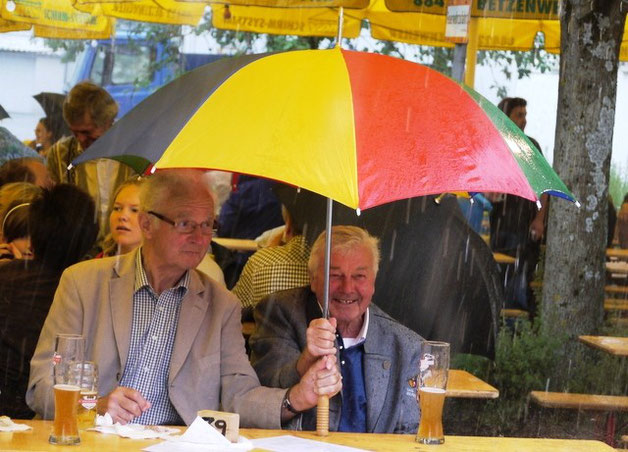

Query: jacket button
<box><xmin>383</xmin><ymin>361</ymin><xmax>391</xmax><ymax>370</ymax></box>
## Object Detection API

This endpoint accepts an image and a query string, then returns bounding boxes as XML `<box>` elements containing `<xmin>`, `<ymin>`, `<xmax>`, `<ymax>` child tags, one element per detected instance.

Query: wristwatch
<box><xmin>282</xmin><ymin>387</ymin><xmax>301</xmax><ymax>414</ymax></box>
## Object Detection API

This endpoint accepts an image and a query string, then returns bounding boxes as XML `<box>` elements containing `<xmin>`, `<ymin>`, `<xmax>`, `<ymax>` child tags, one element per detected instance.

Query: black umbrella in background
<box><xmin>33</xmin><ymin>92</ymin><xmax>71</xmax><ymax>139</ymax></box>
<box><xmin>274</xmin><ymin>185</ymin><xmax>502</xmax><ymax>359</ymax></box>
<box><xmin>0</xmin><ymin>104</ymin><xmax>9</xmax><ymax>120</ymax></box>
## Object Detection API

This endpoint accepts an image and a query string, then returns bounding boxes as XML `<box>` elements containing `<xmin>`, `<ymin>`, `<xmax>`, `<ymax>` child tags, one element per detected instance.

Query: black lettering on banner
<box><xmin>525</xmin><ymin>0</ymin><xmax>534</xmax><ymax>13</ymax></box>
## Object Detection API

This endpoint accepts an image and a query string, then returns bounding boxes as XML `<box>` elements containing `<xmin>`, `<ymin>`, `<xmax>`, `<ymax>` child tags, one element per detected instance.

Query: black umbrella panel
<box><xmin>274</xmin><ymin>185</ymin><xmax>502</xmax><ymax>358</ymax></box>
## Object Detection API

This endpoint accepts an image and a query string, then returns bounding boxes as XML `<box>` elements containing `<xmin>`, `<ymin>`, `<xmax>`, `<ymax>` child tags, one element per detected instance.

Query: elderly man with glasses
<box><xmin>27</xmin><ymin>170</ymin><xmax>341</xmax><ymax>427</ymax></box>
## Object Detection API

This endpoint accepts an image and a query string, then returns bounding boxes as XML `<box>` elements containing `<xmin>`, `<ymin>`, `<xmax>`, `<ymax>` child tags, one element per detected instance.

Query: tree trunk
<box><xmin>542</xmin><ymin>0</ymin><xmax>627</xmax><ymax>373</ymax></box>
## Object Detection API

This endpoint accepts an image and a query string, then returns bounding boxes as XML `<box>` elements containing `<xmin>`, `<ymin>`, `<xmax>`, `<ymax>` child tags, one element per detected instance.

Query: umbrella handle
<box><xmin>316</xmin><ymin>395</ymin><xmax>329</xmax><ymax>436</ymax></box>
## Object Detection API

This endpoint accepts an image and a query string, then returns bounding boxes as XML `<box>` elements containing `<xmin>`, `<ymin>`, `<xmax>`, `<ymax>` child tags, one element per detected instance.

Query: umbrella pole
<box><xmin>316</xmin><ymin>197</ymin><xmax>333</xmax><ymax>436</ymax></box>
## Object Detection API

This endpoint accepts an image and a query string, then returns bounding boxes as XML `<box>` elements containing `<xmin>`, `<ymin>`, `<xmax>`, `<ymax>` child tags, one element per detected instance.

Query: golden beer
<box><xmin>77</xmin><ymin>390</ymin><xmax>98</xmax><ymax>429</ymax></box>
<box><xmin>50</xmin><ymin>384</ymin><xmax>81</xmax><ymax>445</ymax></box>
<box><xmin>417</xmin><ymin>387</ymin><xmax>446</xmax><ymax>444</ymax></box>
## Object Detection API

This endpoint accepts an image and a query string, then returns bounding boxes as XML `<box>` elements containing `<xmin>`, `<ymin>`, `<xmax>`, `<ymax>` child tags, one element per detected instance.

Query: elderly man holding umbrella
<box><xmin>250</xmin><ymin>225</ymin><xmax>423</xmax><ymax>433</ymax></box>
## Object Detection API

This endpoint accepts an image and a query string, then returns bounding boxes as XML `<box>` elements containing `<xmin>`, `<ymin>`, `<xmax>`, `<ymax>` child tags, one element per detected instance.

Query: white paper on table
<box><xmin>0</xmin><ymin>416</ymin><xmax>32</xmax><ymax>432</ymax></box>
<box><xmin>143</xmin><ymin>436</ymin><xmax>252</xmax><ymax>452</ymax></box>
<box><xmin>178</xmin><ymin>416</ymin><xmax>230</xmax><ymax>445</ymax></box>
<box><xmin>143</xmin><ymin>416</ymin><xmax>252</xmax><ymax>452</ymax></box>
<box><xmin>91</xmin><ymin>413</ymin><xmax>179</xmax><ymax>439</ymax></box>
<box><xmin>250</xmin><ymin>435</ymin><xmax>370</xmax><ymax>452</ymax></box>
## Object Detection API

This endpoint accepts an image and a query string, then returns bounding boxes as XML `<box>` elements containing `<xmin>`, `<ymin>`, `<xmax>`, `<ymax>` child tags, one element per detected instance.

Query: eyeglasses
<box><xmin>147</xmin><ymin>211</ymin><xmax>213</xmax><ymax>235</ymax></box>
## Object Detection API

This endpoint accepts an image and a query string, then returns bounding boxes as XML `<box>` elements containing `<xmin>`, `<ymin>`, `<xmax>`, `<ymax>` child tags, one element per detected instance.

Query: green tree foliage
<box><xmin>609</xmin><ymin>163</ymin><xmax>628</xmax><ymax>208</ymax></box>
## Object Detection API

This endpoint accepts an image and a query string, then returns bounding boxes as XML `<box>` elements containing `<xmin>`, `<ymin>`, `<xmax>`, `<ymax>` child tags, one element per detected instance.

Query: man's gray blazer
<box><xmin>250</xmin><ymin>286</ymin><xmax>422</xmax><ymax>433</ymax></box>
<box><xmin>26</xmin><ymin>249</ymin><xmax>286</xmax><ymax>426</ymax></box>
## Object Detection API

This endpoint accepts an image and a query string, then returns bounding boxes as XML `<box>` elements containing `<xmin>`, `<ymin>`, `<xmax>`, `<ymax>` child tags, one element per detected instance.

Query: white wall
<box><xmin>0</xmin><ymin>50</ymin><xmax>71</xmax><ymax>141</ymax></box>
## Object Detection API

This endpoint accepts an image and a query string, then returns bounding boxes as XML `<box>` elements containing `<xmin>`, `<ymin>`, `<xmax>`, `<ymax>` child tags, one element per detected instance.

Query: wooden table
<box><xmin>447</xmin><ymin>369</ymin><xmax>499</xmax><ymax>399</ymax></box>
<box><xmin>493</xmin><ymin>252</ymin><xmax>516</xmax><ymax>264</ymax></box>
<box><xmin>578</xmin><ymin>335</ymin><xmax>628</xmax><ymax>356</ymax></box>
<box><xmin>213</xmin><ymin>237</ymin><xmax>258</xmax><ymax>252</ymax></box>
<box><xmin>606</xmin><ymin>261</ymin><xmax>628</xmax><ymax>274</ymax></box>
<box><xmin>0</xmin><ymin>420</ymin><xmax>614</xmax><ymax>451</ymax></box>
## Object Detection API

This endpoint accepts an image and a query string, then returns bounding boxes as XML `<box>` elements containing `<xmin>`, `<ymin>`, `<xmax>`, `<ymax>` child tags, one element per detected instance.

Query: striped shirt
<box><xmin>119</xmin><ymin>250</ymin><xmax>189</xmax><ymax>425</ymax></box>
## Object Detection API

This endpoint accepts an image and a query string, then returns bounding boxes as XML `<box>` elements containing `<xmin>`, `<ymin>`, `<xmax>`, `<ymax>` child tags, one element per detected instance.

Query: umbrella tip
<box><xmin>536</xmin><ymin>200</ymin><xmax>542</xmax><ymax>210</ymax></box>
<box><xmin>355</xmin><ymin>208</ymin><xmax>361</xmax><ymax>216</ymax></box>
<box><xmin>67</xmin><ymin>163</ymin><xmax>73</xmax><ymax>171</ymax></box>
<box><xmin>574</xmin><ymin>200</ymin><xmax>582</xmax><ymax>209</ymax></box>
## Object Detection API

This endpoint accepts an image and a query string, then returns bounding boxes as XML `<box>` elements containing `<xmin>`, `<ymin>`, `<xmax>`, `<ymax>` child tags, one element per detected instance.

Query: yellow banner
<box><xmin>1</xmin><ymin>0</ymin><xmax>110</xmax><ymax>30</ymax></box>
<box><xmin>74</xmin><ymin>0</ymin><xmax>204</xmax><ymax>25</ymax></box>
<box><xmin>211</xmin><ymin>4</ymin><xmax>361</xmax><ymax>37</ymax></box>
<box><xmin>385</xmin><ymin>0</ymin><xmax>559</xmax><ymax>19</ymax></box>
<box><xmin>384</xmin><ymin>0</ymin><xmax>445</xmax><ymax>14</ymax></box>
<box><xmin>179</xmin><ymin>0</ymin><xmax>368</xmax><ymax>8</ymax></box>
<box><xmin>0</xmin><ymin>17</ymin><xmax>31</xmax><ymax>32</ymax></box>
<box><xmin>34</xmin><ymin>21</ymin><xmax>114</xmax><ymax>39</ymax></box>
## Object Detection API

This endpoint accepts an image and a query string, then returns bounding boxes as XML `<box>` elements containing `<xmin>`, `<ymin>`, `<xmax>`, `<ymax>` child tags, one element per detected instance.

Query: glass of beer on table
<box><xmin>49</xmin><ymin>334</ymin><xmax>84</xmax><ymax>446</ymax></box>
<box><xmin>77</xmin><ymin>361</ymin><xmax>98</xmax><ymax>430</ymax></box>
<box><xmin>416</xmin><ymin>341</ymin><xmax>450</xmax><ymax>445</ymax></box>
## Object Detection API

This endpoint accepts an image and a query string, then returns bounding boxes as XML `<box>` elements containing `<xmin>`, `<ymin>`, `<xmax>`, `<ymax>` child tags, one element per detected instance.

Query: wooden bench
<box><xmin>530</xmin><ymin>391</ymin><xmax>628</xmax><ymax>411</ymax></box>
<box><xmin>604</xmin><ymin>298</ymin><xmax>628</xmax><ymax>312</ymax></box>
<box><xmin>605</xmin><ymin>285</ymin><xmax>628</xmax><ymax>296</ymax></box>
<box><xmin>530</xmin><ymin>391</ymin><xmax>628</xmax><ymax>445</ymax></box>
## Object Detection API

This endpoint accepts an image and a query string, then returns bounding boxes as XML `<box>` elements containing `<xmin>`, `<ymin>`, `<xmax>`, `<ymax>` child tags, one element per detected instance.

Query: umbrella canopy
<box><xmin>74</xmin><ymin>47</ymin><xmax>576</xmax><ymax>210</ymax></box>
<box><xmin>0</xmin><ymin>127</ymin><xmax>40</xmax><ymax>166</ymax></box>
<box><xmin>275</xmin><ymin>185</ymin><xmax>501</xmax><ymax>358</ymax></box>
<box><xmin>210</xmin><ymin>0</ymin><xmax>628</xmax><ymax>59</ymax></box>
<box><xmin>32</xmin><ymin>92</ymin><xmax>72</xmax><ymax>139</ymax></box>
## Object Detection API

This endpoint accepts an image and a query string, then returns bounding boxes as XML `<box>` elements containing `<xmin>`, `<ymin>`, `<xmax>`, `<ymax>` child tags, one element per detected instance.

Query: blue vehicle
<box><xmin>70</xmin><ymin>37</ymin><xmax>223</xmax><ymax>118</ymax></box>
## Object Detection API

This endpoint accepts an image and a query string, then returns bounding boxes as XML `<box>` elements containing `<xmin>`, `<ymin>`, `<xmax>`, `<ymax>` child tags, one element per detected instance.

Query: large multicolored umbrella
<box><xmin>74</xmin><ymin>47</ymin><xmax>576</xmax><ymax>210</ymax></box>
<box><xmin>75</xmin><ymin>47</ymin><xmax>576</xmax><ymax>436</ymax></box>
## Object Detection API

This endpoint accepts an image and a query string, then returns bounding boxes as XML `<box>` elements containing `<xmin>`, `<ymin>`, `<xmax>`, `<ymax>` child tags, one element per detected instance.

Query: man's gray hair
<box><xmin>140</xmin><ymin>170</ymin><xmax>214</xmax><ymax>217</ymax></box>
<box><xmin>307</xmin><ymin>225</ymin><xmax>380</xmax><ymax>276</ymax></box>
<box><xmin>63</xmin><ymin>81</ymin><xmax>118</xmax><ymax>129</ymax></box>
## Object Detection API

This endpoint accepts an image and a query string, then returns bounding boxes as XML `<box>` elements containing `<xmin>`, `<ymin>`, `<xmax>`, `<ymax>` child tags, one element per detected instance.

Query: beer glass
<box><xmin>77</xmin><ymin>362</ymin><xmax>98</xmax><ymax>430</ymax></box>
<box><xmin>49</xmin><ymin>334</ymin><xmax>84</xmax><ymax>446</ymax></box>
<box><xmin>416</xmin><ymin>341</ymin><xmax>450</xmax><ymax>445</ymax></box>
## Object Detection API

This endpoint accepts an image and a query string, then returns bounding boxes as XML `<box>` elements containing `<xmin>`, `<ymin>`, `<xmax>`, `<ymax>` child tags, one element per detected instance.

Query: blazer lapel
<box><xmin>109</xmin><ymin>252</ymin><xmax>137</xmax><ymax>371</ymax></box>
<box><xmin>169</xmin><ymin>270</ymin><xmax>209</xmax><ymax>383</ymax></box>
<box><xmin>363</xmin><ymin>315</ymin><xmax>391</xmax><ymax>432</ymax></box>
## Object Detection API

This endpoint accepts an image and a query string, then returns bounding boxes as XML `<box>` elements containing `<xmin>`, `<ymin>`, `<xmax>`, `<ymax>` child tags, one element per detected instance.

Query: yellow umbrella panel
<box><xmin>0</xmin><ymin>17</ymin><xmax>30</xmax><ymax>32</ymax></box>
<box><xmin>34</xmin><ymin>22</ymin><xmax>114</xmax><ymax>39</ymax></box>
<box><xmin>210</xmin><ymin>0</ymin><xmax>628</xmax><ymax>59</ymax></box>
<box><xmin>212</xmin><ymin>3</ymin><xmax>361</xmax><ymax>38</ymax></box>
<box><xmin>0</xmin><ymin>0</ymin><xmax>111</xmax><ymax>32</ymax></box>
<box><xmin>73</xmin><ymin>0</ymin><xmax>205</xmax><ymax>26</ymax></box>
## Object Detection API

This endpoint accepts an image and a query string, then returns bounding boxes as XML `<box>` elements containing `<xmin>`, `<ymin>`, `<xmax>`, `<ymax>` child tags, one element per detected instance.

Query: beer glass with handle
<box><xmin>416</xmin><ymin>341</ymin><xmax>450</xmax><ymax>445</ymax></box>
<box><xmin>49</xmin><ymin>334</ymin><xmax>84</xmax><ymax>445</ymax></box>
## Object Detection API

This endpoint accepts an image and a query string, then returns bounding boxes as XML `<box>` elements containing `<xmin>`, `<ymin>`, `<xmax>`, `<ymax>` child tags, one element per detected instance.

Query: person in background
<box><xmin>0</xmin><ymin>202</ymin><xmax>33</xmax><ymax>260</ymax></box>
<box><xmin>27</xmin><ymin>170</ymin><xmax>340</xmax><ymax>425</ymax></box>
<box><xmin>250</xmin><ymin>225</ymin><xmax>422</xmax><ymax>433</ymax></box>
<box><xmin>0</xmin><ymin>184</ymin><xmax>98</xmax><ymax>419</ymax></box>
<box><xmin>99</xmin><ymin>177</ymin><xmax>226</xmax><ymax>285</ymax></box>
<box><xmin>46</xmin><ymin>81</ymin><xmax>136</xmax><ymax>246</ymax></box>
<box><xmin>30</xmin><ymin>117</ymin><xmax>61</xmax><ymax>158</ymax></box>
<box><xmin>488</xmin><ymin>97</ymin><xmax>548</xmax><ymax>316</ymax></box>
<box><xmin>232</xmin><ymin>205</ymin><xmax>310</xmax><ymax>320</ymax></box>
<box><xmin>0</xmin><ymin>157</ymin><xmax>53</xmax><ymax>189</ymax></box>
<box><xmin>0</xmin><ymin>182</ymin><xmax>41</xmax><ymax>259</ymax></box>
<box><xmin>216</xmin><ymin>175</ymin><xmax>284</xmax><ymax>287</ymax></box>
<box><xmin>616</xmin><ymin>193</ymin><xmax>628</xmax><ymax>249</ymax></box>
<box><xmin>99</xmin><ymin>179</ymin><xmax>145</xmax><ymax>258</ymax></box>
